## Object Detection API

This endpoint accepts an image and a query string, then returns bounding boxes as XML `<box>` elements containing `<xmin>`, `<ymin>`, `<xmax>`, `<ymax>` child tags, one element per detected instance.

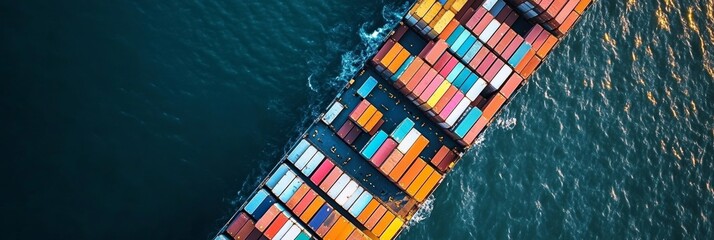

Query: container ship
<box><xmin>215</xmin><ymin>0</ymin><xmax>593</xmax><ymax>239</ymax></box>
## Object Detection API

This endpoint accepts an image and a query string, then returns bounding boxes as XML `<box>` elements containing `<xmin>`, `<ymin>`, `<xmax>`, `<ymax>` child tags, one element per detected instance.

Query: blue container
<box><xmin>244</xmin><ymin>189</ymin><xmax>269</xmax><ymax>215</ymax></box>
<box><xmin>348</xmin><ymin>192</ymin><xmax>373</xmax><ymax>217</ymax></box>
<box><xmin>272</xmin><ymin>171</ymin><xmax>297</xmax><ymax>196</ymax></box>
<box><xmin>308</xmin><ymin>204</ymin><xmax>333</xmax><ymax>230</ymax></box>
<box><xmin>301</xmin><ymin>153</ymin><xmax>324</xmax><ymax>176</ymax></box>
<box><xmin>391</xmin><ymin>56</ymin><xmax>415</xmax><ymax>81</ymax></box>
<box><xmin>357</xmin><ymin>76</ymin><xmax>379</xmax><ymax>98</ymax></box>
<box><xmin>287</xmin><ymin>139</ymin><xmax>310</xmax><ymax>163</ymax></box>
<box><xmin>279</xmin><ymin>177</ymin><xmax>304</xmax><ymax>202</ymax></box>
<box><xmin>266</xmin><ymin>164</ymin><xmax>290</xmax><ymax>188</ymax></box>
<box><xmin>446</xmin><ymin>26</ymin><xmax>465</xmax><ymax>46</ymax></box>
<box><xmin>391</xmin><ymin>118</ymin><xmax>414</xmax><ymax>143</ymax></box>
<box><xmin>451</xmin><ymin>30</ymin><xmax>471</xmax><ymax>52</ymax></box>
<box><xmin>454</xmin><ymin>107</ymin><xmax>483</xmax><ymax>137</ymax></box>
<box><xmin>460</xmin><ymin>74</ymin><xmax>479</xmax><ymax>93</ymax></box>
<box><xmin>452</xmin><ymin>68</ymin><xmax>471</xmax><ymax>88</ymax></box>
<box><xmin>447</xmin><ymin>63</ymin><xmax>465</xmax><ymax>83</ymax></box>
<box><xmin>456</xmin><ymin>35</ymin><xmax>477</xmax><ymax>57</ymax></box>
<box><xmin>462</xmin><ymin>40</ymin><xmax>482</xmax><ymax>63</ymax></box>
<box><xmin>361</xmin><ymin>131</ymin><xmax>388</xmax><ymax>159</ymax></box>
<box><xmin>509</xmin><ymin>43</ymin><xmax>532</xmax><ymax>67</ymax></box>
<box><xmin>490</xmin><ymin>0</ymin><xmax>507</xmax><ymax>15</ymax></box>
<box><xmin>252</xmin><ymin>196</ymin><xmax>276</xmax><ymax>219</ymax></box>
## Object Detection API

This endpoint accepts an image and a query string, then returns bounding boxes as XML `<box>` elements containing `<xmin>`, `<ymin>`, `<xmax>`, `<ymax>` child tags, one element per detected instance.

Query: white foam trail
<box><xmin>495</xmin><ymin>117</ymin><xmax>517</xmax><ymax>130</ymax></box>
<box><xmin>406</xmin><ymin>195</ymin><xmax>436</xmax><ymax>228</ymax></box>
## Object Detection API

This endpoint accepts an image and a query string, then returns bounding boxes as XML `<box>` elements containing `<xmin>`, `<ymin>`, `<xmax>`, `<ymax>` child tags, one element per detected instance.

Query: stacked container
<box><xmin>505</xmin><ymin>0</ymin><xmax>592</xmax><ymax>36</ymax></box>
<box><xmin>217</xmin><ymin>0</ymin><xmax>593</xmax><ymax>239</ymax></box>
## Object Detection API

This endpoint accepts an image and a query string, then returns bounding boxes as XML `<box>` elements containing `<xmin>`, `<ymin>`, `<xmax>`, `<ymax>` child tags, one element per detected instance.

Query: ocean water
<box><xmin>1</xmin><ymin>0</ymin><xmax>712</xmax><ymax>239</ymax></box>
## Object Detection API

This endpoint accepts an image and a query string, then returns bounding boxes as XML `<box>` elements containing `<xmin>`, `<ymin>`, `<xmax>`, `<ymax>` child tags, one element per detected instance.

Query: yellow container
<box><xmin>425</xmin><ymin>80</ymin><xmax>451</xmax><ymax>109</ymax></box>
<box><xmin>433</xmin><ymin>10</ymin><xmax>455</xmax><ymax>34</ymax></box>
<box><xmin>379</xmin><ymin>218</ymin><xmax>405</xmax><ymax>240</ymax></box>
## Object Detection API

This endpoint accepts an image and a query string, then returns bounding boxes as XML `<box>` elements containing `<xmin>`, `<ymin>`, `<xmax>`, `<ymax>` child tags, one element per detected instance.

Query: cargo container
<box><xmin>216</xmin><ymin>0</ymin><xmax>592</xmax><ymax>239</ymax></box>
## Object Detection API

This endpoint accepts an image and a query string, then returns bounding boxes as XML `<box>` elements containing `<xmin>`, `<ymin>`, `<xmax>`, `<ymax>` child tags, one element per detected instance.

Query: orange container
<box><xmin>462</xmin><ymin>116</ymin><xmax>487</xmax><ymax>146</ymax></box>
<box><xmin>396</xmin><ymin>58</ymin><xmax>425</xmax><ymax>88</ymax></box>
<box><xmin>388</xmin><ymin>153</ymin><xmax>416</xmax><ymax>182</ymax></box>
<box><xmin>293</xmin><ymin>190</ymin><xmax>317</xmax><ymax>216</ymax></box>
<box><xmin>391</xmin><ymin>135</ymin><xmax>428</xmax><ymax>181</ymax></box>
<box><xmin>323</xmin><ymin>216</ymin><xmax>349</xmax><ymax>240</ymax></box>
<box><xmin>521</xmin><ymin>55</ymin><xmax>542</xmax><ymax>78</ymax></box>
<box><xmin>380</xmin><ymin>43</ymin><xmax>403</xmax><ymax>68</ymax></box>
<box><xmin>536</xmin><ymin>35</ymin><xmax>558</xmax><ymax>58</ymax></box>
<box><xmin>356</xmin><ymin>105</ymin><xmax>377</xmax><ymax>127</ymax></box>
<box><xmin>255</xmin><ymin>205</ymin><xmax>279</xmax><ymax>231</ymax></box>
<box><xmin>575</xmin><ymin>0</ymin><xmax>592</xmax><ymax>13</ymax></box>
<box><xmin>365</xmin><ymin>206</ymin><xmax>386</xmax><ymax>229</ymax></box>
<box><xmin>363</xmin><ymin>110</ymin><xmax>383</xmax><ymax>132</ymax></box>
<box><xmin>397</xmin><ymin>158</ymin><xmax>426</xmax><ymax>190</ymax></box>
<box><xmin>482</xmin><ymin>93</ymin><xmax>507</xmax><ymax>120</ymax></box>
<box><xmin>406</xmin><ymin>166</ymin><xmax>434</xmax><ymax>197</ymax></box>
<box><xmin>500</xmin><ymin>74</ymin><xmax>524</xmax><ymax>99</ymax></box>
<box><xmin>415</xmin><ymin>171</ymin><xmax>442</xmax><ymax>202</ymax></box>
<box><xmin>387</xmin><ymin>49</ymin><xmax>411</xmax><ymax>74</ymax></box>
<box><xmin>379</xmin><ymin>150</ymin><xmax>403</xmax><ymax>174</ymax></box>
<box><xmin>372</xmin><ymin>211</ymin><xmax>396</xmax><ymax>236</ymax></box>
<box><xmin>439</xmin><ymin>19</ymin><xmax>460</xmax><ymax>40</ymax></box>
<box><xmin>285</xmin><ymin>184</ymin><xmax>310</xmax><ymax>209</ymax></box>
<box><xmin>299</xmin><ymin>197</ymin><xmax>325</xmax><ymax>223</ymax></box>
<box><xmin>357</xmin><ymin>199</ymin><xmax>380</xmax><ymax>223</ymax></box>
<box><xmin>432</xmin><ymin>85</ymin><xmax>458</xmax><ymax>114</ymax></box>
<box><xmin>349</xmin><ymin>100</ymin><xmax>369</xmax><ymax>121</ymax></box>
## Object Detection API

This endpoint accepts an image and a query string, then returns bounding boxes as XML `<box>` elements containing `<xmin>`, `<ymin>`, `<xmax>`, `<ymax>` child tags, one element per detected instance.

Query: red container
<box><xmin>484</xmin><ymin>59</ymin><xmax>505</xmax><ymax>82</ymax></box>
<box><xmin>293</xmin><ymin>191</ymin><xmax>317</xmax><ymax>216</ymax></box>
<box><xmin>424</xmin><ymin>40</ymin><xmax>449</xmax><ymax>65</ymax></box>
<box><xmin>486</xmin><ymin>23</ymin><xmax>510</xmax><ymax>48</ymax></box>
<box><xmin>344</xmin><ymin>124</ymin><xmax>362</xmax><ymax>144</ymax></box>
<box><xmin>371</xmin><ymin>138</ymin><xmax>398</xmax><ymax>167</ymax></box>
<box><xmin>372</xmin><ymin>40</ymin><xmax>396</xmax><ymax>65</ymax></box>
<box><xmin>476</xmin><ymin>53</ymin><xmax>497</xmax><ymax>76</ymax></box>
<box><xmin>319</xmin><ymin>168</ymin><xmax>343</xmax><ymax>192</ymax></box>
<box><xmin>337</xmin><ymin>120</ymin><xmax>354</xmax><ymax>140</ymax></box>
<box><xmin>412</xmin><ymin>69</ymin><xmax>438</xmax><ymax>101</ymax></box>
<box><xmin>311</xmin><ymin>160</ymin><xmax>335</xmax><ymax>185</ymax></box>
<box><xmin>436</xmin><ymin>147</ymin><xmax>457</xmax><ymax>172</ymax></box>
<box><xmin>235</xmin><ymin>218</ymin><xmax>256</xmax><ymax>240</ymax></box>
<box><xmin>405</xmin><ymin>64</ymin><xmax>431</xmax><ymax>94</ymax></box>
<box><xmin>226</xmin><ymin>212</ymin><xmax>250</xmax><ymax>237</ymax></box>
<box><xmin>500</xmin><ymin>73</ymin><xmax>524</xmax><ymax>98</ymax></box>
<box><xmin>439</xmin><ymin>57</ymin><xmax>459</xmax><ymax>78</ymax></box>
<box><xmin>349</xmin><ymin>100</ymin><xmax>369</xmax><ymax>121</ymax></box>
<box><xmin>391</xmin><ymin>24</ymin><xmax>409</xmax><ymax>42</ymax></box>
<box><xmin>472</xmin><ymin>11</ymin><xmax>494</xmax><ymax>35</ymax></box>
<box><xmin>469</xmin><ymin>47</ymin><xmax>490</xmax><ymax>70</ymax></box>
<box><xmin>458</xmin><ymin>8</ymin><xmax>476</xmax><ymax>25</ymax></box>
<box><xmin>263</xmin><ymin>213</ymin><xmax>288</xmax><ymax>239</ymax></box>
<box><xmin>495</xmin><ymin>30</ymin><xmax>517</xmax><ymax>55</ymax></box>
<box><xmin>495</xmin><ymin>5</ymin><xmax>512</xmax><ymax>22</ymax></box>
<box><xmin>434</xmin><ymin>52</ymin><xmax>452</xmax><ymax>72</ymax></box>
<box><xmin>419</xmin><ymin>76</ymin><xmax>445</xmax><ymax>105</ymax></box>
<box><xmin>502</xmin><ymin>35</ymin><xmax>524</xmax><ymax>60</ymax></box>
<box><xmin>505</xmin><ymin>10</ymin><xmax>519</xmax><ymax>25</ymax></box>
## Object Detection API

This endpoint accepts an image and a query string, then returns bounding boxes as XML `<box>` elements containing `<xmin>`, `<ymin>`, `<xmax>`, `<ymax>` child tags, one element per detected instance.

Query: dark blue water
<box><xmin>1</xmin><ymin>0</ymin><xmax>712</xmax><ymax>239</ymax></box>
